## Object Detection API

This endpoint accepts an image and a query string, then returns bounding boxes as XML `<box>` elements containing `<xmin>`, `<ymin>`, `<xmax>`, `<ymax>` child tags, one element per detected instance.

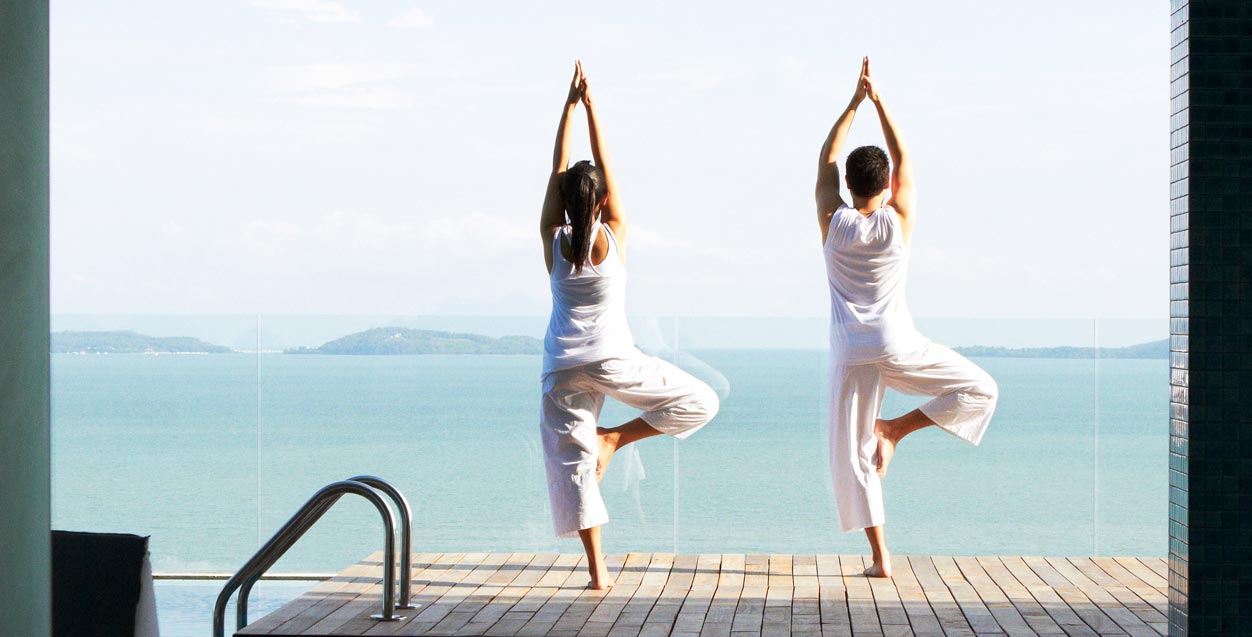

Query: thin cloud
<box><xmin>637</xmin><ymin>67</ymin><xmax>730</xmax><ymax>92</ymax></box>
<box><xmin>268</xmin><ymin>63</ymin><xmax>417</xmax><ymax>110</ymax></box>
<box><xmin>239</xmin><ymin>211</ymin><xmax>532</xmax><ymax>263</ymax></box>
<box><xmin>249</xmin><ymin>0</ymin><xmax>359</xmax><ymax>24</ymax></box>
<box><xmin>390</xmin><ymin>8</ymin><xmax>434</xmax><ymax>28</ymax></box>
<box><xmin>268</xmin><ymin>63</ymin><xmax>416</xmax><ymax>92</ymax></box>
<box><xmin>276</xmin><ymin>87</ymin><xmax>416</xmax><ymax>110</ymax></box>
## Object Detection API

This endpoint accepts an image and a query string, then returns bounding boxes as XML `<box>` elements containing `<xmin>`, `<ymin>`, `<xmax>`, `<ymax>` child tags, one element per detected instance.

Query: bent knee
<box><xmin>981</xmin><ymin>376</ymin><xmax>999</xmax><ymax>403</ymax></box>
<box><xmin>690</xmin><ymin>386</ymin><xmax>720</xmax><ymax>424</ymax></box>
<box><xmin>966</xmin><ymin>375</ymin><xmax>999</xmax><ymax>410</ymax></box>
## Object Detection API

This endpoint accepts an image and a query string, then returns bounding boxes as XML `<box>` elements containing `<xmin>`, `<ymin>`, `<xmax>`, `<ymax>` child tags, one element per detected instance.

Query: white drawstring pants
<box><xmin>830</xmin><ymin>340</ymin><xmax>998</xmax><ymax>532</ymax></box>
<box><xmin>540</xmin><ymin>350</ymin><xmax>719</xmax><ymax>538</ymax></box>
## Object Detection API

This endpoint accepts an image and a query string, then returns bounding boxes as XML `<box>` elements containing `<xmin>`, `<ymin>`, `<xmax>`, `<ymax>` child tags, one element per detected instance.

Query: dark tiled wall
<box><xmin>1168</xmin><ymin>1</ymin><xmax>1252</xmax><ymax>635</ymax></box>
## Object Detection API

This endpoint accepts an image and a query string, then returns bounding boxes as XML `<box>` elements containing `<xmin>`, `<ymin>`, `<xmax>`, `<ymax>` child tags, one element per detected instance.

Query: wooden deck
<box><xmin>237</xmin><ymin>552</ymin><xmax>1170</xmax><ymax>637</ymax></box>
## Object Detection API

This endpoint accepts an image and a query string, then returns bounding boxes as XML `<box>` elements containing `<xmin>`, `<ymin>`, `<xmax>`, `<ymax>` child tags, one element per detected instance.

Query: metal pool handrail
<box><xmin>233</xmin><ymin>475</ymin><xmax>416</xmax><ymax>621</ymax></box>
<box><xmin>347</xmin><ymin>475</ymin><xmax>416</xmax><ymax>609</ymax></box>
<box><xmin>212</xmin><ymin>479</ymin><xmax>406</xmax><ymax>637</ymax></box>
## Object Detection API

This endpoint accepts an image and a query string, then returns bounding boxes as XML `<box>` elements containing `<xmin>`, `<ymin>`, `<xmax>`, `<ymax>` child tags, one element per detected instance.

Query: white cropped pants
<box><xmin>540</xmin><ymin>350</ymin><xmax>719</xmax><ymax>538</ymax></box>
<box><xmin>830</xmin><ymin>340</ymin><xmax>998</xmax><ymax>532</ymax></box>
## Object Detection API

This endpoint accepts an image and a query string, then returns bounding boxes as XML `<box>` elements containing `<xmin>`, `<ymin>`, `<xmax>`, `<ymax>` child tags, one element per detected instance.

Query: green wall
<box><xmin>0</xmin><ymin>2</ymin><xmax>51</xmax><ymax>635</ymax></box>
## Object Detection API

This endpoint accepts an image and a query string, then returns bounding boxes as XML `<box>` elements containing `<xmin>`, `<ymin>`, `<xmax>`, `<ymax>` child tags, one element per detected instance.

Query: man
<box><xmin>815</xmin><ymin>57</ymin><xmax>999</xmax><ymax>577</ymax></box>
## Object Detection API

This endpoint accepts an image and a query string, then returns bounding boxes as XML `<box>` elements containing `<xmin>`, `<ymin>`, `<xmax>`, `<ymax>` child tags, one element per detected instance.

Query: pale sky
<box><xmin>51</xmin><ymin>0</ymin><xmax>1169</xmax><ymax>321</ymax></box>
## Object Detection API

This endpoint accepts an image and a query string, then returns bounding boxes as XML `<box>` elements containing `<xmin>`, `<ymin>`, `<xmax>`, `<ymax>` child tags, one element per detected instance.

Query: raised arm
<box><xmin>579</xmin><ymin>67</ymin><xmax>626</xmax><ymax>260</ymax></box>
<box><xmin>863</xmin><ymin>58</ymin><xmax>916</xmax><ymax>239</ymax></box>
<box><xmin>816</xmin><ymin>57</ymin><xmax>868</xmax><ymax>243</ymax></box>
<box><xmin>541</xmin><ymin>62</ymin><xmax>584</xmax><ymax>272</ymax></box>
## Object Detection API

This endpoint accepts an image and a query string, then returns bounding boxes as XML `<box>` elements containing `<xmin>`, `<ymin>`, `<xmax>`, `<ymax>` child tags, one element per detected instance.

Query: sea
<box><xmin>50</xmin><ymin>348</ymin><xmax>1166</xmax><ymax>635</ymax></box>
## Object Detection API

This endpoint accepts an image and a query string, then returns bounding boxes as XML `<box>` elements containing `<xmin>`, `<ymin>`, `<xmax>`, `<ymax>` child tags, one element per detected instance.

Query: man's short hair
<box><xmin>845</xmin><ymin>146</ymin><xmax>890</xmax><ymax>198</ymax></box>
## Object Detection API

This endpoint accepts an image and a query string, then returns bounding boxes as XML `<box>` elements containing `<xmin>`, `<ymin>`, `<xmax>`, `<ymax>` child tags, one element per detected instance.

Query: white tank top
<box><xmin>543</xmin><ymin>222</ymin><xmax>636</xmax><ymax>374</ymax></box>
<box><xmin>824</xmin><ymin>205</ymin><xmax>924</xmax><ymax>363</ymax></box>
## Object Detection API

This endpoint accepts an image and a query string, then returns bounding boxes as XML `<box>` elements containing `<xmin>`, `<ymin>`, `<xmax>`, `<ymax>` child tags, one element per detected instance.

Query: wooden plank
<box><xmin>367</xmin><ymin>551</ymin><xmax>488</xmax><ymax>636</ymax></box>
<box><xmin>673</xmin><ymin>554</ymin><xmax>721</xmax><ymax>636</ymax></box>
<box><xmin>241</xmin><ymin>553</ymin><xmax>1180</xmax><ymax>637</ymax></box>
<box><xmin>789</xmin><ymin>555</ymin><xmax>820</xmax><ymax>637</ymax></box>
<box><xmin>238</xmin><ymin>554</ymin><xmax>391</xmax><ymax>635</ymax></box>
<box><xmin>814</xmin><ymin>554</ymin><xmax>850</xmax><ymax>637</ymax></box>
<box><xmin>1113</xmin><ymin>558</ymin><xmax>1167</xmax><ymax>597</ymax></box>
<box><xmin>544</xmin><ymin>553</ymin><xmax>626</xmax><ymax>636</ymax></box>
<box><xmin>418</xmin><ymin>552</ymin><xmax>529</xmax><ymax>635</ymax></box>
<box><xmin>641</xmin><ymin>554</ymin><xmax>698</xmax><ymax>637</ymax></box>
<box><xmin>930</xmin><ymin>556</ymin><xmax>1001</xmax><ymax>635</ymax></box>
<box><xmin>731</xmin><ymin>553</ymin><xmax>769</xmax><ymax>636</ymax></box>
<box><xmin>975</xmin><ymin>557</ymin><xmax>1064</xmax><ymax>636</ymax></box>
<box><xmin>306</xmin><ymin>579</ymin><xmax>389</xmax><ymax>636</ymax></box>
<box><xmin>466</xmin><ymin>553</ymin><xmax>559</xmax><ymax>636</ymax></box>
<box><xmin>439</xmin><ymin>552</ymin><xmax>538</xmax><ymax>635</ymax></box>
<box><xmin>838</xmin><ymin>555</ymin><xmax>881</xmax><ymax>637</ymax></box>
<box><xmin>350</xmin><ymin>552</ymin><xmax>462</xmax><ymax>636</ymax></box>
<box><xmin>1063</xmin><ymin>558</ymin><xmax>1157</xmax><ymax>637</ymax></box>
<box><xmin>608</xmin><ymin>553</ymin><xmax>670</xmax><ymax>637</ymax></box>
<box><xmin>761</xmin><ymin>554</ymin><xmax>793</xmax><ymax>637</ymax></box>
<box><xmin>265</xmin><ymin>557</ymin><xmax>387</xmax><ymax>636</ymax></box>
<box><xmin>700</xmin><ymin>554</ymin><xmax>743</xmax><ymax>637</ymax></box>
<box><xmin>326</xmin><ymin>551</ymin><xmax>469</xmax><ymax>636</ymax></box>
<box><xmin>1089</xmin><ymin>558</ymin><xmax>1168</xmax><ymax>627</ymax></box>
<box><xmin>904</xmin><ymin>556</ymin><xmax>972</xmax><ymax>637</ymax></box>
<box><xmin>999</xmin><ymin>557</ymin><xmax>1096</xmax><ymax>637</ymax></box>
<box><xmin>399</xmin><ymin>552</ymin><xmax>512</xmax><ymax>634</ymax></box>
<box><xmin>1139</xmin><ymin>558</ymin><xmax>1167</xmax><ymax>580</ymax></box>
<box><xmin>953</xmin><ymin>556</ymin><xmax>1032</xmax><ymax>636</ymax></box>
<box><xmin>864</xmin><ymin>557</ymin><xmax>908</xmax><ymax>628</ymax></box>
<box><xmin>1024</xmin><ymin>557</ymin><xmax>1122</xmax><ymax>636</ymax></box>
<box><xmin>581</xmin><ymin>552</ymin><xmax>650</xmax><ymax>637</ymax></box>
<box><xmin>516</xmin><ymin>554</ymin><xmax>590</xmax><ymax>637</ymax></box>
<box><xmin>889</xmin><ymin>557</ymin><xmax>943</xmax><ymax>636</ymax></box>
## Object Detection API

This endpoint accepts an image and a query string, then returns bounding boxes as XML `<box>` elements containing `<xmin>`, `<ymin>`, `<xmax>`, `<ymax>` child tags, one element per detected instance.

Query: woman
<box><xmin>539</xmin><ymin>61</ymin><xmax>719</xmax><ymax>589</ymax></box>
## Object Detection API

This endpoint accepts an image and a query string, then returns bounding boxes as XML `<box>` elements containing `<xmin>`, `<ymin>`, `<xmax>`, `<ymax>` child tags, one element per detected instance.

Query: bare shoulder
<box><xmin>604</xmin><ymin>218</ymin><xmax>626</xmax><ymax>240</ymax></box>
<box><xmin>818</xmin><ymin>201</ymin><xmax>847</xmax><ymax>246</ymax></box>
<box><xmin>884</xmin><ymin>203</ymin><xmax>915</xmax><ymax>243</ymax></box>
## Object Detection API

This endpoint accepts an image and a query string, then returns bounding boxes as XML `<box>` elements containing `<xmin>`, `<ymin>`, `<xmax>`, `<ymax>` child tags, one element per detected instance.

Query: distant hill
<box><xmin>288</xmin><ymin>327</ymin><xmax>543</xmax><ymax>355</ymax></box>
<box><xmin>52</xmin><ymin>330</ymin><xmax>232</xmax><ymax>354</ymax></box>
<box><xmin>954</xmin><ymin>338</ymin><xmax>1167</xmax><ymax>359</ymax></box>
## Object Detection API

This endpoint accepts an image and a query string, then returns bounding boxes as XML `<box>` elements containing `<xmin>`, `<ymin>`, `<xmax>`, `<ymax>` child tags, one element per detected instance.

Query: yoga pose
<box><xmin>816</xmin><ymin>57</ymin><xmax>999</xmax><ymax>577</ymax></box>
<box><xmin>539</xmin><ymin>61</ymin><xmax>719</xmax><ymax>589</ymax></box>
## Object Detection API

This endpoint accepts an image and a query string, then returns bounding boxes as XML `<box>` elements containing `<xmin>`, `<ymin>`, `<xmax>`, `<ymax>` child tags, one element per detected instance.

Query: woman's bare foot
<box><xmin>596</xmin><ymin>429</ymin><xmax>618</xmax><ymax>482</ymax></box>
<box><xmin>873</xmin><ymin>419</ymin><xmax>897</xmax><ymax>478</ymax></box>
<box><xmin>587</xmin><ymin>574</ymin><xmax>616</xmax><ymax>590</ymax></box>
<box><xmin>862</xmin><ymin>561</ymin><xmax>892</xmax><ymax>578</ymax></box>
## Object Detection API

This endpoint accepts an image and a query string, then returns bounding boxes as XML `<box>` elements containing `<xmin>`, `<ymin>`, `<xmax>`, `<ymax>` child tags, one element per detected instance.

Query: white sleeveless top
<box><xmin>824</xmin><ymin>204</ymin><xmax>924</xmax><ymax>363</ymax></box>
<box><xmin>543</xmin><ymin>222</ymin><xmax>636</xmax><ymax>375</ymax></box>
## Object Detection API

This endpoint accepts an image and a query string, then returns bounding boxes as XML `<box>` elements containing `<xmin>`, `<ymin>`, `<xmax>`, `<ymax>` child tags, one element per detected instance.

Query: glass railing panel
<box><xmin>674</xmin><ymin>317</ymin><xmax>1100</xmax><ymax>555</ymax></box>
<box><xmin>887</xmin><ymin>318</ymin><xmax>1099</xmax><ymax>556</ymax></box>
<box><xmin>255</xmin><ymin>315</ymin><xmax>681</xmax><ymax>573</ymax></box>
<box><xmin>1095</xmin><ymin>318</ymin><xmax>1169</xmax><ymax>557</ymax></box>
<box><xmin>659</xmin><ymin>316</ymin><xmax>830</xmax><ymax>552</ymax></box>
<box><xmin>50</xmin><ymin>314</ymin><xmax>260</xmax><ymax>572</ymax></box>
<box><xmin>48</xmin><ymin>312</ymin><xmax>1172</xmax><ymax>633</ymax></box>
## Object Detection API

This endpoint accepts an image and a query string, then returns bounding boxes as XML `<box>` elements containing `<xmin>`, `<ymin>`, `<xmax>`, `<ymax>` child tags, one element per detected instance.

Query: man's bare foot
<box><xmin>596</xmin><ymin>429</ymin><xmax>618</xmax><ymax>482</ymax></box>
<box><xmin>863</xmin><ymin>559</ymin><xmax>892</xmax><ymax>578</ymax></box>
<box><xmin>874</xmin><ymin>419</ymin><xmax>897</xmax><ymax>478</ymax></box>
<box><xmin>587</xmin><ymin>575</ymin><xmax>616</xmax><ymax>590</ymax></box>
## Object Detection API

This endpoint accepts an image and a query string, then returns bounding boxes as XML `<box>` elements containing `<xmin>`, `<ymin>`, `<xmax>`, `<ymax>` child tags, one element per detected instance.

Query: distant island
<box><xmin>287</xmin><ymin>327</ymin><xmax>543</xmax><ymax>355</ymax></box>
<box><xmin>954</xmin><ymin>338</ymin><xmax>1167</xmax><ymax>359</ymax></box>
<box><xmin>49</xmin><ymin>328</ymin><xmax>1166</xmax><ymax>359</ymax></box>
<box><xmin>51</xmin><ymin>330</ymin><xmax>232</xmax><ymax>354</ymax></box>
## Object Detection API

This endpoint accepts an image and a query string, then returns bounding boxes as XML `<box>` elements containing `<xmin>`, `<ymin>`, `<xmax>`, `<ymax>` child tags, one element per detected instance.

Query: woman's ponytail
<box><xmin>559</xmin><ymin>161</ymin><xmax>608</xmax><ymax>273</ymax></box>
